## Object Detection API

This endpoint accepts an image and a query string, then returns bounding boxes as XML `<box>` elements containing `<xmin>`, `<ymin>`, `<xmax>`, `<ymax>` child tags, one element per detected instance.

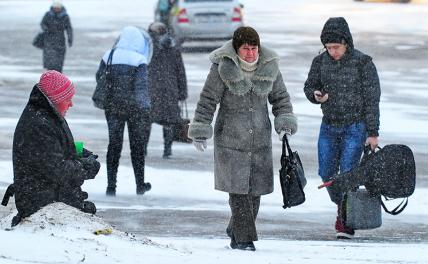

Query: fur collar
<box><xmin>209</xmin><ymin>40</ymin><xmax>279</xmax><ymax>96</ymax></box>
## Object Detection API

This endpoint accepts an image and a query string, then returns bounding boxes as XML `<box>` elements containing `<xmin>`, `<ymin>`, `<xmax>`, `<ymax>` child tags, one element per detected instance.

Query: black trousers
<box><xmin>146</xmin><ymin>123</ymin><xmax>175</xmax><ymax>156</ymax></box>
<box><xmin>105</xmin><ymin>108</ymin><xmax>150</xmax><ymax>189</ymax></box>
<box><xmin>227</xmin><ymin>193</ymin><xmax>261</xmax><ymax>243</ymax></box>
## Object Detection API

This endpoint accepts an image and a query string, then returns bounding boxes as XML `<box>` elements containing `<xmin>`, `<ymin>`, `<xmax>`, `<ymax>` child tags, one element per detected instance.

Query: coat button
<box><xmin>249</xmin><ymin>129</ymin><xmax>253</xmax><ymax>134</ymax></box>
<box><xmin>248</xmin><ymin>152</ymin><xmax>252</xmax><ymax>156</ymax></box>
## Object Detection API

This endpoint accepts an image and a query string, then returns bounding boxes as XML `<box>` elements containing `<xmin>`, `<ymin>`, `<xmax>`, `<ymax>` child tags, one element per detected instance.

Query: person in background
<box><xmin>188</xmin><ymin>26</ymin><xmax>297</xmax><ymax>251</ymax></box>
<box><xmin>96</xmin><ymin>26</ymin><xmax>152</xmax><ymax>197</ymax></box>
<box><xmin>2</xmin><ymin>70</ymin><xmax>99</xmax><ymax>227</ymax></box>
<box><xmin>40</xmin><ymin>1</ymin><xmax>73</xmax><ymax>73</ymax></box>
<box><xmin>303</xmin><ymin>17</ymin><xmax>381</xmax><ymax>239</ymax></box>
<box><xmin>147</xmin><ymin>22</ymin><xmax>187</xmax><ymax>159</ymax></box>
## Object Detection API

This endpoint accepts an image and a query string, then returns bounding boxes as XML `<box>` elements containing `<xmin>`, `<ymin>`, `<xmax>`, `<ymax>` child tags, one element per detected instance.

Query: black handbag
<box><xmin>173</xmin><ymin>101</ymin><xmax>192</xmax><ymax>143</ymax></box>
<box><xmin>92</xmin><ymin>49</ymin><xmax>115</xmax><ymax>109</ymax></box>
<box><xmin>32</xmin><ymin>31</ymin><xmax>45</xmax><ymax>49</ymax></box>
<box><xmin>279</xmin><ymin>135</ymin><xmax>306</xmax><ymax>209</ymax></box>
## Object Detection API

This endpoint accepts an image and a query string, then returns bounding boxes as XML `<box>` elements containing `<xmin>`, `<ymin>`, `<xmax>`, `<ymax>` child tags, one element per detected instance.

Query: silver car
<box><xmin>155</xmin><ymin>0</ymin><xmax>244</xmax><ymax>44</ymax></box>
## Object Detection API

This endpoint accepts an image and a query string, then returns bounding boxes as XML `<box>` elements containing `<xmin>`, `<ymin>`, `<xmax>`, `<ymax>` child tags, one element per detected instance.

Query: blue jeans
<box><xmin>318</xmin><ymin>122</ymin><xmax>366</xmax><ymax>204</ymax></box>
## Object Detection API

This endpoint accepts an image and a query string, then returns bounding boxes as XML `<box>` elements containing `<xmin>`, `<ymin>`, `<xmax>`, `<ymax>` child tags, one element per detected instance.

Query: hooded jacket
<box><xmin>96</xmin><ymin>26</ymin><xmax>152</xmax><ymax>112</ymax></box>
<box><xmin>304</xmin><ymin>17</ymin><xmax>381</xmax><ymax>136</ymax></box>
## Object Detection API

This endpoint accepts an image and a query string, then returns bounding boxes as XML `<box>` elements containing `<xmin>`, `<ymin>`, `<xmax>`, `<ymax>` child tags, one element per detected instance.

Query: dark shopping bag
<box><xmin>342</xmin><ymin>188</ymin><xmax>382</xmax><ymax>230</ymax></box>
<box><xmin>319</xmin><ymin>145</ymin><xmax>415</xmax><ymax>215</ymax></box>
<box><xmin>279</xmin><ymin>135</ymin><xmax>306</xmax><ymax>209</ymax></box>
<box><xmin>173</xmin><ymin>101</ymin><xmax>192</xmax><ymax>143</ymax></box>
<box><xmin>32</xmin><ymin>31</ymin><xmax>45</xmax><ymax>49</ymax></box>
<box><xmin>92</xmin><ymin>49</ymin><xmax>115</xmax><ymax>109</ymax></box>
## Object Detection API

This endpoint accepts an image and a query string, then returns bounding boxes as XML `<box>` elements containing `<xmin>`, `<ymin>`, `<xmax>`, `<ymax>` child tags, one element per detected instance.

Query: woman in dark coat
<box><xmin>96</xmin><ymin>26</ymin><xmax>152</xmax><ymax>196</ymax></box>
<box><xmin>304</xmin><ymin>17</ymin><xmax>381</xmax><ymax>239</ymax></box>
<box><xmin>188</xmin><ymin>27</ymin><xmax>297</xmax><ymax>251</ymax></box>
<box><xmin>40</xmin><ymin>1</ymin><xmax>73</xmax><ymax>72</ymax></box>
<box><xmin>147</xmin><ymin>22</ymin><xmax>187</xmax><ymax>158</ymax></box>
<box><xmin>5</xmin><ymin>71</ymin><xmax>99</xmax><ymax>226</ymax></box>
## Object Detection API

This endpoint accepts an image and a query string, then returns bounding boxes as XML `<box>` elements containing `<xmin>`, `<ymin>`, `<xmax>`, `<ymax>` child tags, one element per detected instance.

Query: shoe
<box><xmin>81</xmin><ymin>201</ymin><xmax>97</xmax><ymax>214</ymax></box>
<box><xmin>233</xmin><ymin>242</ymin><xmax>256</xmax><ymax>251</ymax></box>
<box><xmin>106</xmin><ymin>187</ymin><xmax>116</xmax><ymax>196</ymax></box>
<box><xmin>335</xmin><ymin>216</ymin><xmax>355</xmax><ymax>239</ymax></box>
<box><xmin>162</xmin><ymin>153</ymin><xmax>171</xmax><ymax>159</ymax></box>
<box><xmin>137</xmin><ymin>182</ymin><xmax>152</xmax><ymax>195</ymax></box>
<box><xmin>229</xmin><ymin>234</ymin><xmax>256</xmax><ymax>251</ymax></box>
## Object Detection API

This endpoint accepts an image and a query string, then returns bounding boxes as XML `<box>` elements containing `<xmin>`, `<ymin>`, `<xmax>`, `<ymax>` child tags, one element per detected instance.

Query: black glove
<box><xmin>82</xmin><ymin>148</ymin><xmax>98</xmax><ymax>159</ymax></box>
<box><xmin>80</xmin><ymin>155</ymin><xmax>100</xmax><ymax>180</ymax></box>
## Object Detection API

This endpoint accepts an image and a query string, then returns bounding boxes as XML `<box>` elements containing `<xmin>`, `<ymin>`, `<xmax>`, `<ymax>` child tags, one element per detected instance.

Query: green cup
<box><xmin>74</xmin><ymin>141</ymin><xmax>84</xmax><ymax>157</ymax></box>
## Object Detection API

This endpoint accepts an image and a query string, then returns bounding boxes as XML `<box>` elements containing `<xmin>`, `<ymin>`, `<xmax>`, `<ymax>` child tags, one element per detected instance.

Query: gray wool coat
<box><xmin>188</xmin><ymin>40</ymin><xmax>297</xmax><ymax>195</ymax></box>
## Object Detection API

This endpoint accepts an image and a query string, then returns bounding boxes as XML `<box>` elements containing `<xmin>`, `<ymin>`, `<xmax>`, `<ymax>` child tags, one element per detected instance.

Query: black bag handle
<box><xmin>381</xmin><ymin>197</ymin><xmax>408</xmax><ymax>215</ymax></box>
<box><xmin>281</xmin><ymin>134</ymin><xmax>294</xmax><ymax>160</ymax></box>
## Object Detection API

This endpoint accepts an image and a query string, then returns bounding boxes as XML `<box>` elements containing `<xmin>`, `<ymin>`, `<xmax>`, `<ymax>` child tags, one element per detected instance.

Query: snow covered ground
<box><xmin>0</xmin><ymin>0</ymin><xmax>428</xmax><ymax>263</ymax></box>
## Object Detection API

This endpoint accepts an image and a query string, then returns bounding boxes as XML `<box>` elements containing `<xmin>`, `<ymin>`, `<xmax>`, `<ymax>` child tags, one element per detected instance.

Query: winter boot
<box><xmin>81</xmin><ymin>201</ymin><xmax>97</xmax><ymax>214</ymax></box>
<box><xmin>106</xmin><ymin>187</ymin><xmax>116</xmax><ymax>196</ymax></box>
<box><xmin>335</xmin><ymin>205</ymin><xmax>354</xmax><ymax>239</ymax></box>
<box><xmin>136</xmin><ymin>182</ymin><xmax>152</xmax><ymax>195</ymax></box>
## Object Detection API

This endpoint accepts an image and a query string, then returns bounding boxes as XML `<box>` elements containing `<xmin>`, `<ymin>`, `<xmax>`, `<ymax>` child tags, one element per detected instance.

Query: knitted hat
<box><xmin>52</xmin><ymin>1</ymin><xmax>63</xmax><ymax>9</ymax></box>
<box><xmin>232</xmin><ymin>26</ymin><xmax>260</xmax><ymax>52</ymax></box>
<box><xmin>38</xmin><ymin>70</ymin><xmax>75</xmax><ymax>104</ymax></box>
<box><xmin>321</xmin><ymin>32</ymin><xmax>346</xmax><ymax>45</ymax></box>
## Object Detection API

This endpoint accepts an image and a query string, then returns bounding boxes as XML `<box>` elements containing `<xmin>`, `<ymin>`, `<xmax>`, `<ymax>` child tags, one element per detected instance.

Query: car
<box><xmin>354</xmin><ymin>0</ymin><xmax>410</xmax><ymax>3</ymax></box>
<box><xmin>154</xmin><ymin>0</ymin><xmax>244</xmax><ymax>45</ymax></box>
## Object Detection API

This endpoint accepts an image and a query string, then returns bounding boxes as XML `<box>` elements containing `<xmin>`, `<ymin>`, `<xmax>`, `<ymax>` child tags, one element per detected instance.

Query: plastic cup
<box><xmin>74</xmin><ymin>141</ymin><xmax>84</xmax><ymax>157</ymax></box>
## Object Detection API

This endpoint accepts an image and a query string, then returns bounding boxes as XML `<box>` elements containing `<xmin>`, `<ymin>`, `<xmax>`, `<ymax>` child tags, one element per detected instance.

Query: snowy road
<box><xmin>0</xmin><ymin>0</ymin><xmax>428</xmax><ymax>262</ymax></box>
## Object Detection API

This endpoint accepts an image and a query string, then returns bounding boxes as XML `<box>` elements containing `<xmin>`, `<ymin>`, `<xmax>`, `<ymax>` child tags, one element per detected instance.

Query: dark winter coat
<box><xmin>96</xmin><ymin>27</ymin><xmax>151</xmax><ymax>113</ymax></box>
<box><xmin>41</xmin><ymin>7</ymin><xmax>73</xmax><ymax>72</ymax></box>
<box><xmin>148</xmin><ymin>34</ymin><xmax>187</xmax><ymax>125</ymax></box>
<box><xmin>12</xmin><ymin>86</ymin><xmax>92</xmax><ymax>219</ymax></box>
<box><xmin>304</xmin><ymin>17</ymin><xmax>381</xmax><ymax>137</ymax></box>
<box><xmin>188</xmin><ymin>41</ymin><xmax>297</xmax><ymax>195</ymax></box>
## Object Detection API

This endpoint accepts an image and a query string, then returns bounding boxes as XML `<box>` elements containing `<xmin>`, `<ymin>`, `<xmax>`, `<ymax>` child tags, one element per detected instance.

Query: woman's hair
<box><xmin>232</xmin><ymin>26</ymin><xmax>260</xmax><ymax>52</ymax></box>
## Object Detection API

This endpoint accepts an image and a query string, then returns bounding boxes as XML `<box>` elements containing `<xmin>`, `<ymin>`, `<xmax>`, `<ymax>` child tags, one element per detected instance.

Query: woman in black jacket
<box><xmin>8</xmin><ymin>70</ymin><xmax>99</xmax><ymax>226</ymax></box>
<box><xmin>147</xmin><ymin>22</ymin><xmax>187</xmax><ymax>158</ymax></box>
<box><xmin>40</xmin><ymin>1</ymin><xmax>73</xmax><ymax>72</ymax></box>
<box><xmin>96</xmin><ymin>26</ymin><xmax>152</xmax><ymax>196</ymax></box>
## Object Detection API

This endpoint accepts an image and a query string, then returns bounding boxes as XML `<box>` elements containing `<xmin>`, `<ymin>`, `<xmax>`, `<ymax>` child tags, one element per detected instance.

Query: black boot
<box><xmin>136</xmin><ymin>182</ymin><xmax>152</xmax><ymax>195</ymax></box>
<box><xmin>106</xmin><ymin>187</ymin><xmax>116</xmax><ymax>196</ymax></box>
<box><xmin>81</xmin><ymin>201</ymin><xmax>97</xmax><ymax>214</ymax></box>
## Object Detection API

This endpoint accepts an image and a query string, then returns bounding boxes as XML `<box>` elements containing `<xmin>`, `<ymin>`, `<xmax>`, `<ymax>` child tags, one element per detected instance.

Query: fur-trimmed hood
<box><xmin>209</xmin><ymin>40</ymin><xmax>280</xmax><ymax>96</ymax></box>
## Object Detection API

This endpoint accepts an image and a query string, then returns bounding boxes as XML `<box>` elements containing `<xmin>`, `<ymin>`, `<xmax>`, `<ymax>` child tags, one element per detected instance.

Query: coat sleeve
<box><xmin>188</xmin><ymin>63</ymin><xmax>225</xmax><ymax>140</ymax></box>
<box><xmin>303</xmin><ymin>55</ymin><xmax>323</xmax><ymax>104</ymax></box>
<box><xmin>65</xmin><ymin>15</ymin><xmax>73</xmax><ymax>46</ymax></box>
<box><xmin>268</xmin><ymin>71</ymin><xmax>297</xmax><ymax>134</ymax></box>
<box><xmin>175</xmin><ymin>49</ymin><xmax>188</xmax><ymax>101</ymax></box>
<box><xmin>40</xmin><ymin>13</ymin><xmax>49</xmax><ymax>31</ymax></box>
<box><xmin>23</xmin><ymin>120</ymin><xmax>86</xmax><ymax>188</ymax></box>
<box><xmin>361</xmin><ymin>58</ymin><xmax>381</xmax><ymax>137</ymax></box>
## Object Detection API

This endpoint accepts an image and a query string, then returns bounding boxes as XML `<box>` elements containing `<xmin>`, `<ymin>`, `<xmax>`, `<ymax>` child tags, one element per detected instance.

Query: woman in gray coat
<box><xmin>188</xmin><ymin>27</ymin><xmax>297</xmax><ymax>251</ymax></box>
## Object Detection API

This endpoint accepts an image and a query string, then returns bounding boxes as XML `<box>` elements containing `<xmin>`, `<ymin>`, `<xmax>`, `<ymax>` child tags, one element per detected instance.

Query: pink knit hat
<box><xmin>38</xmin><ymin>70</ymin><xmax>75</xmax><ymax>104</ymax></box>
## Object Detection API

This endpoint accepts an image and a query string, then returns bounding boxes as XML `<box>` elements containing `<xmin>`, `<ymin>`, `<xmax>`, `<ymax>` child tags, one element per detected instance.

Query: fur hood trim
<box><xmin>209</xmin><ymin>40</ymin><xmax>280</xmax><ymax>96</ymax></box>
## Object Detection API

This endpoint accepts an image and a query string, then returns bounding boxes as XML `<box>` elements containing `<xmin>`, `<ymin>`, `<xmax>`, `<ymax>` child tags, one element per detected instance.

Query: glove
<box><xmin>193</xmin><ymin>139</ymin><xmax>207</xmax><ymax>152</ymax></box>
<box><xmin>82</xmin><ymin>148</ymin><xmax>98</xmax><ymax>159</ymax></box>
<box><xmin>279</xmin><ymin>129</ymin><xmax>292</xmax><ymax>141</ymax></box>
<box><xmin>80</xmin><ymin>155</ymin><xmax>100</xmax><ymax>180</ymax></box>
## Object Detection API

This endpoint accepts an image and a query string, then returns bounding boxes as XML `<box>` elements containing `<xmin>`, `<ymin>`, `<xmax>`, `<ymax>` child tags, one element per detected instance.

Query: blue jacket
<box><xmin>96</xmin><ymin>26</ymin><xmax>152</xmax><ymax>112</ymax></box>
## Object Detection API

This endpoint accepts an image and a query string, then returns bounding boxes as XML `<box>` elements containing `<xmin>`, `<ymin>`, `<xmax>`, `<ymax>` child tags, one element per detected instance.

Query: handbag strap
<box><xmin>381</xmin><ymin>197</ymin><xmax>408</xmax><ymax>215</ymax></box>
<box><xmin>281</xmin><ymin>134</ymin><xmax>294</xmax><ymax>159</ymax></box>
